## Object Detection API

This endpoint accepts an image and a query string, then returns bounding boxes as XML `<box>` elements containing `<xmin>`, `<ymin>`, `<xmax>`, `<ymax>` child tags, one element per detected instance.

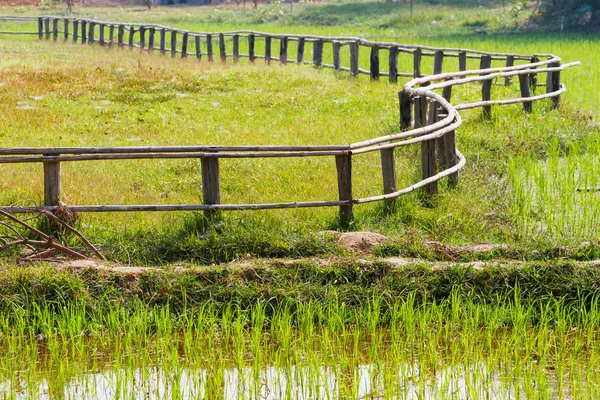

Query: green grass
<box><xmin>2</xmin><ymin>261</ymin><xmax>600</xmax><ymax>398</ymax></box>
<box><xmin>0</xmin><ymin>2</ymin><xmax>597</xmax><ymax>266</ymax></box>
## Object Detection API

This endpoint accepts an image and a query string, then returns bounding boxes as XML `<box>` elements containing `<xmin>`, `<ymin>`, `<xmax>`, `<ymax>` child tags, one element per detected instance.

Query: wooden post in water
<box><xmin>43</xmin><ymin>158</ymin><xmax>61</xmax><ymax>207</ymax></box>
<box><xmin>148</xmin><ymin>27</ymin><xmax>155</xmax><ymax>53</ymax></box>
<box><xmin>313</xmin><ymin>39</ymin><xmax>323</xmax><ymax>67</ymax></box>
<box><xmin>458</xmin><ymin>51</ymin><xmax>467</xmax><ymax>72</ymax></box>
<box><xmin>171</xmin><ymin>31</ymin><xmax>177</xmax><ymax>57</ymax></box>
<box><xmin>519</xmin><ymin>74</ymin><xmax>533</xmax><ymax>113</ymax></box>
<box><xmin>380</xmin><ymin>148</ymin><xmax>396</xmax><ymax>213</ymax></box>
<box><xmin>505</xmin><ymin>55</ymin><xmax>514</xmax><ymax>86</ymax></box>
<box><xmin>201</xmin><ymin>158</ymin><xmax>221</xmax><ymax>221</ymax></box>
<box><xmin>350</xmin><ymin>41</ymin><xmax>359</xmax><ymax>77</ymax></box>
<box><xmin>279</xmin><ymin>36</ymin><xmax>288</xmax><ymax>64</ymax></box>
<box><xmin>413</xmin><ymin>47</ymin><xmax>422</xmax><ymax>78</ymax></box>
<box><xmin>389</xmin><ymin>46</ymin><xmax>398</xmax><ymax>83</ymax></box>
<box><xmin>415</xmin><ymin>96</ymin><xmax>437</xmax><ymax>197</ymax></box>
<box><xmin>52</xmin><ymin>18</ymin><xmax>58</xmax><ymax>41</ymax></box>
<box><xmin>248</xmin><ymin>34</ymin><xmax>255</xmax><ymax>63</ymax></box>
<box><xmin>332</xmin><ymin>41</ymin><xmax>341</xmax><ymax>72</ymax></box>
<box><xmin>72</xmin><ymin>20</ymin><xmax>79</xmax><ymax>44</ymax></box>
<box><xmin>370</xmin><ymin>44</ymin><xmax>379</xmax><ymax>81</ymax></box>
<box><xmin>297</xmin><ymin>37</ymin><xmax>305</xmax><ymax>63</ymax></box>
<box><xmin>399</xmin><ymin>90</ymin><xmax>412</xmax><ymax>130</ymax></box>
<box><xmin>219</xmin><ymin>33</ymin><xmax>226</xmax><ymax>63</ymax></box>
<box><xmin>335</xmin><ymin>154</ymin><xmax>353</xmax><ymax>226</ymax></box>
<box><xmin>232</xmin><ymin>34</ymin><xmax>239</xmax><ymax>63</ymax></box>
<box><xmin>63</xmin><ymin>18</ymin><xmax>69</xmax><ymax>41</ymax></box>
<box><xmin>181</xmin><ymin>32</ymin><xmax>189</xmax><ymax>58</ymax></box>
<box><xmin>206</xmin><ymin>34</ymin><xmax>213</xmax><ymax>62</ymax></box>
<box><xmin>265</xmin><ymin>36</ymin><xmax>272</xmax><ymax>65</ymax></box>
<box><xmin>433</xmin><ymin>50</ymin><xmax>443</xmax><ymax>75</ymax></box>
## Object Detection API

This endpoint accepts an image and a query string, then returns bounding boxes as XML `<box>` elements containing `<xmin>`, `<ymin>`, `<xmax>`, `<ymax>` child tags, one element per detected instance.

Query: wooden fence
<box><xmin>0</xmin><ymin>16</ymin><xmax>579</xmax><ymax>224</ymax></box>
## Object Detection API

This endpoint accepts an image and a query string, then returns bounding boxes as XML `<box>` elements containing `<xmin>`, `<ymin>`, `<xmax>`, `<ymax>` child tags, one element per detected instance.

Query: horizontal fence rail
<box><xmin>0</xmin><ymin>16</ymin><xmax>579</xmax><ymax>224</ymax></box>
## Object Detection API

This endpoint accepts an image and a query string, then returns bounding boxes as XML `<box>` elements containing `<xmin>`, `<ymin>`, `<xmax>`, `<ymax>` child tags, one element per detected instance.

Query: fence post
<box><xmin>335</xmin><ymin>154</ymin><xmax>353</xmax><ymax>226</ymax></box>
<box><xmin>219</xmin><ymin>33</ymin><xmax>226</xmax><ymax>62</ymax></box>
<box><xmin>63</xmin><ymin>18</ymin><xmax>69</xmax><ymax>41</ymax></box>
<box><xmin>265</xmin><ymin>36</ymin><xmax>271</xmax><ymax>65</ymax></box>
<box><xmin>72</xmin><ymin>20</ymin><xmax>79</xmax><ymax>44</ymax></box>
<box><xmin>482</xmin><ymin>78</ymin><xmax>492</xmax><ymax>119</ymax></box>
<box><xmin>38</xmin><ymin>17</ymin><xmax>43</xmax><ymax>40</ymax></box>
<box><xmin>99</xmin><ymin>24</ymin><xmax>105</xmax><ymax>46</ymax></box>
<box><xmin>313</xmin><ymin>39</ymin><xmax>323</xmax><ymax>67</ymax></box>
<box><xmin>43</xmin><ymin>17</ymin><xmax>50</xmax><ymax>40</ymax></box>
<box><xmin>546</xmin><ymin>61</ymin><xmax>561</xmax><ymax>109</ymax></box>
<box><xmin>279</xmin><ymin>36</ymin><xmax>288</xmax><ymax>64</ymax></box>
<box><xmin>108</xmin><ymin>24</ymin><xmax>114</xmax><ymax>46</ymax></box>
<box><xmin>139</xmin><ymin>26</ymin><xmax>146</xmax><ymax>50</ymax></box>
<box><xmin>399</xmin><ymin>90</ymin><xmax>412</xmax><ymax>130</ymax></box>
<box><xmin>181</xmin><ymin>32</ymin><xmax>188</xmax><ymax>58</ymax></box>
<box><xmin>380</xmin><ymin>148</ymin><xmax>396</xmax><ymax>213</ymax></box>
<box><xmin>332</xmin><ymin>41</ymin><xmax>341</xmax><ymax>72</ymax></box>
<box><xmin>248</xmin><ymin>34</ymin><xmax>255</xmax><ymax>63</ymax></box>
<box><xmin>159</xmin><ymin>28</ymin><xmax>166</xmax><ymax>55</ymax></box>
<box><xmin>479</xmin><ymin>54</ymin><xmax>491</xmax><ymax>76</ymax></box>
<box><xmin>413</xmin><ymin>47</ymin><xmax>421</xmax><ymax>78</ymax></box>
<box><xmin>118</xmin><ymin>25</ymin><xmax>124</xmax><ymax>48</ymax></box>
<box><xmin>458</xmin><ymin>51</ymin><xmax>467</xmax><ymax>72</ymax></box>
<box><xmin>148</xmin><ymin>27</ymin><xmax>155</xmax><ymax>53</ymax></box>
<box><xmin>438</xmin><ymin>81</ymin><xmax>453</xmax><ymax>168</ymax></box>
<box><xmin>232</xmin><ymin>34</ymin><xmax>239</xmax><ymax>63</ymax></box>
<box><xmin>171</xmin><ymin>30</ymin><xmax>177</xmax><ymax>58</ymax></box>
<box><xmin>80</xmin><ymin>20</ymin><xmax>86</xmax><ymax>44</ymax></box>
<box><xmin>201</xmin><ymin>158</ymin><xmax>221</xmax><ymax>221</ymax></box>
<box><xmin>206</xmin><ymin>34</ymin><xmax>213</xmax><ymax>62</ymax></box>
<box><xmin>88</xmin><ymin>21</ymin><xmax>95</xmax><ymax>45</ymax></box>
<box><xmin>414</xmin><ymin>96</ymin><xmax>437</xmax><ymax>197</ymax></box>
<box><xmin>297</xmin><ymin>37</ymin><xmax>305</xmax><ymax>63</ymax></box>
<box><xmin>194</xmin><ymin>35</ymin><xmax>201</xmax><ymax>60</ymax></box>
<box><xmin>505</xmin><ymin>55</ymin><xmax>514</xmax><ymax>86</ymax></box>
<box><xmin>370</xmin><ymin>44</ymin><xmax>379</xmax><ymax>80</ymax></box>
<box><xmin>43</xmin><ymin>158</ymin><xmax>61</xmax><ymax>207</ymax></box>
<box><xmin>52</xmin><ymin>18</ymin><xmax>58</xmax><ymax>41</ymax></box>
<box><xmin>128</xmin><ymin>26</ymin><xmax>135</xmax><ymax>50</ymax></box>
<box><xmin>433</xmin><ymin>50</ymin><xmax>443</xmax><ymax>75</ymax></box>
<box><xmin>529</xmin><ymin>56</ymin><xmax>539</xmax><ymax>89</ymax></box>
<box><xmin>519</xmin><ymin>74</ymin><xmax>533</xmax><ymax>113</ymax></box>
<box><xmin>389</xmin><ymin>46</ymin><xmax>398</xmax><ymax>83</ymax></box>
<box><xmin>350</xmin><ymin>41</ymin><xmax>359</xmax><ymax>77</ymax></box>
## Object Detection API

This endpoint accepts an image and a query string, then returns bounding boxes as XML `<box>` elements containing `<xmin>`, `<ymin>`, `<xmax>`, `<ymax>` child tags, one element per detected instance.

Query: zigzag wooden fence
<box><xmin>0</xmin><ymin>16</ymin><xmax>579</xmax><ymax>224</ymax></box>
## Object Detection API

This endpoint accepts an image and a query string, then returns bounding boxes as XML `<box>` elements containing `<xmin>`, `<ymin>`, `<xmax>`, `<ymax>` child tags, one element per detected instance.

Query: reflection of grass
<box><xmin>2</xmin><ymin>263</ymin><xmax>600</xmax><ymax>398</ymax></box>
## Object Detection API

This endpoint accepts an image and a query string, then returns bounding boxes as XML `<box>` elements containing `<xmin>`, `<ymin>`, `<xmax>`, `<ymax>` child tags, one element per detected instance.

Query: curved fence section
<box><xmin>0</xmin><ymin>16</ymin><xmax>579</xmax><ymax>224</ymax></box>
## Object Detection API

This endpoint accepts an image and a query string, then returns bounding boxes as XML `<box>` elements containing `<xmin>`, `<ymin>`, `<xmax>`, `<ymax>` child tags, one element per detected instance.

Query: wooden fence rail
<box><xmin>0</xmin><ymin>16</ymin><xmax>579</xmax><ymax>225</ymax></box>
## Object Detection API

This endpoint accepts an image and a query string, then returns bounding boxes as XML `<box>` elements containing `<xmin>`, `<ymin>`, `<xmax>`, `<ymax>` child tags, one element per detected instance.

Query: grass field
<box><xmin>0</xmin><ymin>2</ymin><xmax>598</xmax><ymax>264</ymax></box>
<box><xmin>0</xmin><ymin>2</ymin><xmax>599</xmax><ymax>397</ymax></box>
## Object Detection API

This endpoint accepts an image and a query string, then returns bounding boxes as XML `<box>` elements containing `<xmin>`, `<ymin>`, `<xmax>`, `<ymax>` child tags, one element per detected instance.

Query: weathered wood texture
<box><xmin>335</xmin><ymin>155</ymin><xmax>353</xmax><ymax>225</ymax></box>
